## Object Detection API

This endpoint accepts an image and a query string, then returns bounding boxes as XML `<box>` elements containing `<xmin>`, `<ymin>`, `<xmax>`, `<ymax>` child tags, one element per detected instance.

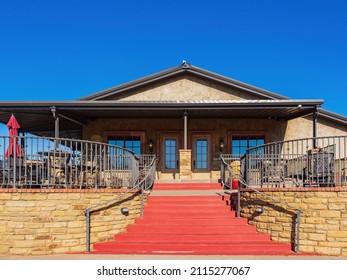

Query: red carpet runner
<box><xmin>92</xmin><ymin>183</ymin><xmax>294</xmax><ymax>255</ymax></box>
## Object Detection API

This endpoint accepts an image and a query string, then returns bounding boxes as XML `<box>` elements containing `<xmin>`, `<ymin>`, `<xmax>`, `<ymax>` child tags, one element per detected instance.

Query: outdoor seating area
<box><xmin>0</xmin><ymin>135</ymin><xmax>155</xmax><ymax>189</ymax></box>
<box><xmin>221</xmin><ymin>136</ymin><xmax>347</xmax><ymax>188</ymax></box>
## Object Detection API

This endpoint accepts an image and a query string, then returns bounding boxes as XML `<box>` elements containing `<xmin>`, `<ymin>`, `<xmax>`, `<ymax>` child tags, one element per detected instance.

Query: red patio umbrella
<box><xmin>5</xmin><ymin>114</ymin><xmax>22</xmax><ymax>158</ymax></box>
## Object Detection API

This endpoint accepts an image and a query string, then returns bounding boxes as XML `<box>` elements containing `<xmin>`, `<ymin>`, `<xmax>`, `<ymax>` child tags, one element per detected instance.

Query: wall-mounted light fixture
<box><xmin>121</xmin><ymin>207</ymin><xmax>129</xmax><ymax>216</ymax></box>
<box><xmin>148</xmin><ymin>139</ymin><xmax>153</xmax><ymax>153</ymax></box>
<box><xmin>219</xmin><ymin>138</ymin><xmax>225</xmax><ymax>152</ymax></box>
<box><xmin>255</xmin><ymin>206</ymin><xmax>264</xmax><ymax>214</ymax></box>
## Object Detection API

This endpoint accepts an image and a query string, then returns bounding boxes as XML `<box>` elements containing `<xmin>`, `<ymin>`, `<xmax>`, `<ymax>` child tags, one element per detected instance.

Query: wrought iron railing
<box><xmin>139</xmin><ymin>154</ymin><xmax>156</xmax><ymax>170</ymax></box>
<box><xmin>0</xmin><ymin>136</ymin><xmax>139</xmax><ymax>189</ymax></box>
<box><xmin>83</xmin><ymin>156</ymin><xmax>157</xmax><ymax>252</ymax></box>
<box><xmin>220</xmin><ymin>155</ymin><xmax>303</xmax><ymax>252</ymax></box>
<box><xmin>222</xmin><ymin>136</ymin><xmax>347</xmax><ymax>188</ymax></box>
<box><xmin>220</xmin><ymin>154</ymin><xmax>243</xmax><ymax>188</ymax></box>
<box><xmin>244</xmin><ymin>136</ymin><xmax>347</xmax><ymax>187</ymax></box>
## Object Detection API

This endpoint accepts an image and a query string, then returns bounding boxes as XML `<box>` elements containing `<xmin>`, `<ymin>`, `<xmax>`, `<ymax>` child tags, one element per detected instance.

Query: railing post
<box><xmin>221</xmin><ymin>158</ymin><xmax>225</xmax><ymax>184</ymax></box>
<box><xmin>84</xmin><ymin>209</ymin><xmax>91</xmax><ymax>253</ymax></box>
<box><xmin>141</xmin><ymin>180</ymin><xmax>145</xmax><ymax>218</ymax></box>
<box><xmin>296</xmin><ymin>210</ymin><xmax>302</xmax><ymax>253</ymax></box>
<box><xmin>245</xmin><ymin>151</ymin><xmax>249</xmax><ymax>185</ymax></box>
<box><xmin>237</xmin><ymin>180</ymin><xmax>241</xmax><ymax>218</ymax></box>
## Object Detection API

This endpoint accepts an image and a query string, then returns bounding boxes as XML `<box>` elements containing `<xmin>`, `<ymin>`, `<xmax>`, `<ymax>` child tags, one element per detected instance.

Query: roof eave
<box><xmin>78</xmin><ymin>65</ymin><xmax>185</xmax><ymax>101</ymax></box>
<box><xmin>0</xmin><ymin>99</ymin><xmax>324</xmax><ymax>109</ymax></box>
<box><xmin>319</xmin><ymin>109</ymin><xmax>347</xmax><ymax>125</ymax></box>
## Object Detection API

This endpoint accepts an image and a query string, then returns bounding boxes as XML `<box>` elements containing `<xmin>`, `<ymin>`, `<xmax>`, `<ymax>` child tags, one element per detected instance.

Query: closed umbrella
<box><xmin>5</xmin><ymin>114</ymin><xmax>22</xmax><ymax>158</ymax></box>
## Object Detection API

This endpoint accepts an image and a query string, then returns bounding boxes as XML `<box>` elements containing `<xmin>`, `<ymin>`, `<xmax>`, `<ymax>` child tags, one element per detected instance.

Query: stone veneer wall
<box><xmin>0</xmin><ymin>189</ymin><xmax>146</xmax><ymax>255</ymax></box>
<box><xmin>237</xmin><ymin>187</ymin><xmax>347</xmax><ymax>256</ymax></box>
<box><xmin>179</xmin><ymin>149</ymin><xmax>192</xmax><ymax>180</ymax></box>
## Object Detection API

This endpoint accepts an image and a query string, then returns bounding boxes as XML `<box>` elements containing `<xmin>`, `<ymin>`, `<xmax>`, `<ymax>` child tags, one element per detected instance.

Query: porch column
<box><xmin>51</xmin><ymin>107</ymin><xmax>59</xmax><ymax>149</ymax></box>
<box><xmin>179</xmin><ymin>111</ymin><xmax>191</xmax><ymax>179</ymax></box>
<box><xmin>183</xmin><ymin>111</ymin><xmax>188</xmax><ymax>149</ymax></box>
<box><xmin>179</xmin><ymin>149</ymin><xmax>192</xmax><ymax>180</ymax></box>
<box><xmin>313</xmin><ymin>106</ymin><xmax>318</xmax><ymax>148</ymax></box>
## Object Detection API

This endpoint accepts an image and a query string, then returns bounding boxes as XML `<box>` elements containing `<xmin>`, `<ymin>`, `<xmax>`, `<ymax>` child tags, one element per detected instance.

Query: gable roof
<box><xmin>79</xmin><ymin>62</ymin><xmax>288</xmax><ymax>101</ymax></box>
<box><xmin>78</xmin><ymin>62</ymin><xmax>346</xmax><ymax>126</ymax></box>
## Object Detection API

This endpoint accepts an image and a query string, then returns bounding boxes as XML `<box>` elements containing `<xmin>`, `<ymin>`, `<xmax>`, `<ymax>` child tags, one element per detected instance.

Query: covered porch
<box><xmin>0</xmin><ymin>99</ymin><xmax>323</xmax><ymax>185</ymax></box>
<box><xmin>2</xmin><ymin>98</ymin><xmax>344</xmax><ymax>188</ymax></box>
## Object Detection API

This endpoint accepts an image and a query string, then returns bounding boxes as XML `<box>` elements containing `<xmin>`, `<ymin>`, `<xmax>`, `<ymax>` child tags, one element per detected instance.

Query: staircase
<box><xmin>92</xmin><ymin>183</ymin><xmax>294</xmax><ymax>255</ymax></box>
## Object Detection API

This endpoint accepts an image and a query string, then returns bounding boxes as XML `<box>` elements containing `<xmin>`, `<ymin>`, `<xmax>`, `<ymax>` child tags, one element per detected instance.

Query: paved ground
<box><xmin>0</xmin><ymin>254</ymin><xmax>345</xmax><ymax>260</ymax></box>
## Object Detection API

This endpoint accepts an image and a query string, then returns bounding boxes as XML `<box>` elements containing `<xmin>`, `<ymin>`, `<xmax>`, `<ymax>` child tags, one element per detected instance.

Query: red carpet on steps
<box><xmin>92</xmin><ymin>183</ymin><xmax>295</xmax><ymax>255</ymax></box>
<box><xmin>153</xmin><ymin>182</ymin><xmax>222</xmax><ymax>190</ymax></box>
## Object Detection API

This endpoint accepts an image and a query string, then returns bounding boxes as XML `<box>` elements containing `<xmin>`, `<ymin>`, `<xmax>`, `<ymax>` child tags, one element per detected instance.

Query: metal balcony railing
<box><xmin>0</xmin><ymin>136</ymin><xmax>140</xmax><ymax>189</ymax></box>
<box><xmin>222</xmin><ymin>136</ymin><xmax>347</xmax><ymax>188</ymax></box>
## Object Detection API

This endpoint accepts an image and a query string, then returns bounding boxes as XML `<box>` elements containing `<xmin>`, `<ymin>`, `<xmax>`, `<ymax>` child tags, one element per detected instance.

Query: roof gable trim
<box><xmin>78</xmin><ymin>63</ymin><xmax>288</xmax><ymax>101</ymax></box>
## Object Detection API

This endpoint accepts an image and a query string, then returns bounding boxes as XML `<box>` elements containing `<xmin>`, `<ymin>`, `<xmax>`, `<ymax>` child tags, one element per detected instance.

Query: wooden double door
<box><xmin>159</xmin><ymin>132</ymin><xmax>213</xmax><ymax>175</ymax></box>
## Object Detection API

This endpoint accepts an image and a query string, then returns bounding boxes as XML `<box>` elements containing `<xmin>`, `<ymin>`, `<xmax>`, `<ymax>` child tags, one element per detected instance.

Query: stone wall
<box><xmin>237</xmin><ymin>187</ymin><xmax>347</xmax><ymax>256</ymax></box>
<box><xmin>179</xmin><ymin>149</ymin><xmax>192</xmax><ymax>180</ymax></box>
<box><xmin>0</xmin><ymin>189</ymin><xmax>146</xmax><ymax>255</ymax></box>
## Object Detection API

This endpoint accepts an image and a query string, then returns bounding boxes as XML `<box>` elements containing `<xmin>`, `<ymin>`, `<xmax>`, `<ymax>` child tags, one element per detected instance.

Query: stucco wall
<box><xmin>0</xmin><ymin>189</ymin><xmax>146</xmax><ymax>255</ymax></box>
<box><xmin>104</xmin><ymin>75</ymin><xmax>260</xmax><ymax>101</ymax></box>
<box><xmin>286</xmin><ymin>116</ymin><xmax>347</xmax><ymax>141</ymax></box>
<box><xmin>237</xmin><ymin>187</ymin><xmax>347</xmax><ymax>256</ymax></box>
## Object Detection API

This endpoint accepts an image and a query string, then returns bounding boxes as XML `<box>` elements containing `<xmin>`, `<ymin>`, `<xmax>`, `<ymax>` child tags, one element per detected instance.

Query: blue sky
<box><xmin>0</xmin><ymin>0</ymin><xmax>346</xmax><ymax>135</ymax></box>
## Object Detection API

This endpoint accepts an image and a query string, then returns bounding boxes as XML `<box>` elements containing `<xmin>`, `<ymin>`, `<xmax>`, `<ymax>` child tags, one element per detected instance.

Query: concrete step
<box><xmin>153</xmin><ymin>183</ymin><xmax>222</xmax><ymax>190</ymax></box>
<box><xmin>134</xmin><ymin>217</ymin><xmax>247</xmax><ymax>226</ymax></box>
<box><xmin>93</xmin><ymin>243</ymin><xmax>293</xmax><ymax>255</ymax></box>
<box><xmin>126</xmin><ymin>225</ymin><xmax>257</xmax><ymax>234</ymax></box>
<box><xmin>114</xmin><ymin>233</ymin><xmax>271</xmax><ymax>243</ymax></box>
<box><xmin>143</xmin><ymin>211</ymin><xmax>236</xmax><ymax>218</ymax></box>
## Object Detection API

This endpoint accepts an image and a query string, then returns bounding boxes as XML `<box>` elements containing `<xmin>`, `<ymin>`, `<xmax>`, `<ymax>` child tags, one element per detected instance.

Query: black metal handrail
<box><xmin>237</xmin><ymin>177</ymin><xmax>303</xmax><ymax>253</ymax></box>
<box><xmin>221</xmin><ymin>154</ymin><xmax>303</xmax><ymax>253</ymax></box>
<box><xmin>83</xmin><ymin>156</ymin><xmax>157</xmax><ymax>252</ymax></box>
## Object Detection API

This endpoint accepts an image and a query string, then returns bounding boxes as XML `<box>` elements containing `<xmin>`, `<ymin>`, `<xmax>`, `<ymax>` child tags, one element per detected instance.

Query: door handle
<box><xmin>193</xmin><ymin>160</ymin><xmax>196</xmax><ymax>169</ymax></box>
<box><xmin>176</xmin><ymin>160</ymin><xmax>179</xmax><ymax>168</ymax></box>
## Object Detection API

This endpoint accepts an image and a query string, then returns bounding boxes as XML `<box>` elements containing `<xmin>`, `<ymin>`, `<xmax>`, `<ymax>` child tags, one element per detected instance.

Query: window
<box><xmin>195</xmin><ymin>139</ymin><xmax>208</xmax><ymax>169</ymax></box>
<box><xmin>231</xmin><ymin>135</ymin><xmax>265</xmax><ymax>157</ymax></box>
<box><xmin>165</xmin><ymin>139</ymin><xmax>177</xmax><ymax>169</ymax></box>
<box><xmin>108</xmin><ymin>136</ymin><xmax>141</xmax><ymax>155</ymax></box>
<box><xmin>105</xmin><ymin>134</ymin><xmax>143</xmax><ymax>170</ymax></box>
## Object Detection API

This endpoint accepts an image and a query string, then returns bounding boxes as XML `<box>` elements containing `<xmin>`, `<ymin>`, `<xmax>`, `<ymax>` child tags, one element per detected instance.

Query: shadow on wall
<box><xmin>231</xmin><ymin>193</ymin><xmax>298</xmax><ymax>251</ymax></box>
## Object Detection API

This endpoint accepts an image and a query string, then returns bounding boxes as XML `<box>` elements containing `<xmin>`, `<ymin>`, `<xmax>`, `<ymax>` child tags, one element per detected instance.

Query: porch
<box><xmin>0</xmin><ymin>135</ymin><xmax>156</xmax><ymax>189</ymax></box>
<box><xmin>1</xmin><ymin>134</ymin><xmax>346</xmax><ymax>189</ymax></box>
<box><xmin>221</xmin><ymin>135</ymin><xmax>347</xmax><ymax>188</ymax></box>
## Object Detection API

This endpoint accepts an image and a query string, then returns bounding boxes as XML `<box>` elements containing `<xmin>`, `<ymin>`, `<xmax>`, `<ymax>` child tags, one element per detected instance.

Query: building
<box><xmin>1</xmin><ymin>63</ymin><xmax>347</xmax><ymax>256</ymax></box>
<box><xmin>0</xmin><ymin>62</ymin><xmax>346</xmax><ymax>183</ymax></box>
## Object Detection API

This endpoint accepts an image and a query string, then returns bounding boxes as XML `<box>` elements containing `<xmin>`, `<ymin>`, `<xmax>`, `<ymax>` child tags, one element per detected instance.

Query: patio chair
<box><xmin>306</xmin><ymin>145</ymin><xmax>335</xmax><ymax>187</ymax></box>
<box><xmin>78</xmin><ymin>154</ymin><xmax>101</xmax><ymax>188</ymax></box>
<box><xmin>47</xmin><ymin>151</ymin><xmax>70</xmax><ymax>186</ymax></box>
<box><xmin>260</xmin><ymin>159</ymin><xmax>285</xmax><ymax>187</ymax></box>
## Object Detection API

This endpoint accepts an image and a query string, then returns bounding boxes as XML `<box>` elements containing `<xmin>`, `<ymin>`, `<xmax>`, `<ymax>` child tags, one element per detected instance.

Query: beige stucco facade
<box><xmin>102</xmin><ymin>75</ymin><xmax>259</xmax><ymax>101</ymax></box>
<box><xmin>286</xmin><ymin>116</ymin><xmax>347</xmax><ymax>140</ymax></box>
